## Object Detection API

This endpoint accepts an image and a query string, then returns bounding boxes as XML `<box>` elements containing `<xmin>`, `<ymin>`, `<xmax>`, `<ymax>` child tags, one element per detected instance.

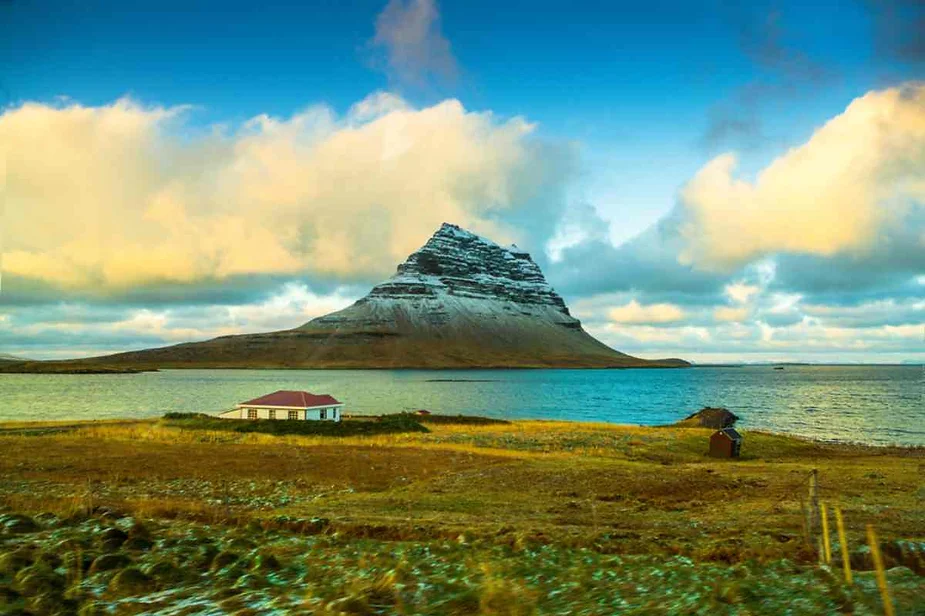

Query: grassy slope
<box><xmin>0</xmin><ymin>419</ymin><xmax>922</xmax><ymax>613</ymax></box>
<box><xmin>0</xmin><ymin>324</ymin><xmax>689</xmax><ymax>373</ymax></box>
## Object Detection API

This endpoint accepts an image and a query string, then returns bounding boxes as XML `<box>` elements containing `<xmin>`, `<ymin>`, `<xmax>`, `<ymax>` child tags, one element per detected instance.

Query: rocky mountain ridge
<box><xmin>366</xmin><ymin>223</ymin><xmax>570</xmax><ymax>309</ymax></box>
<box><xmin>306</xmin><ymin>223</ymin><xmax>579</xmax><ymax>333</ymax></box>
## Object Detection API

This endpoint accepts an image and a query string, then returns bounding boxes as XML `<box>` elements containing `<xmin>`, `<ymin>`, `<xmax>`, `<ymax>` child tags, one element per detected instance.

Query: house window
<box><xmin>320</xmin><ymin>409</ymin><xmax>327</xmax><ymax>420</ymax></box>
<box><xmin>268</xmin><ymin>409</ymin><xmax>276</xmax><ymax>420</ymax></box>
<box><xmin>288</xmin><ymin>410</ymin><xmax>298</xmax><ymax>420</ymax></box>
<box><xmin>247</xmin><ymin>408</ymin><xmax>257</xmax><ymax>420</ymax></box>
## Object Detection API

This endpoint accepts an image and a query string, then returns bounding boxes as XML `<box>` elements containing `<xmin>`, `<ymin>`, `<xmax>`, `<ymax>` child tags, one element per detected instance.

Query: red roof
<box><xmin>239</xmin><ymin>390</ymin><xmax>341</xmax><ymax>408</ymax></box>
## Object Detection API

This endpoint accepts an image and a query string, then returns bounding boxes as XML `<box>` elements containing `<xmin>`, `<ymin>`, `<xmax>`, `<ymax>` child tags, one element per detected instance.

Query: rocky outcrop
<box><xmin>366</xmin><ymin>223</ymin><xmax>571</xmax><ymax>310</ymax></box>
<box><xmin>305</xmin><ymin>223</ymin><xmax>581</xmax><ymax>334</ymax></box>
<box><xmin>675</xmin><ymin>407</ymin><xmax>739</xmax><ymax>429</ymax></box>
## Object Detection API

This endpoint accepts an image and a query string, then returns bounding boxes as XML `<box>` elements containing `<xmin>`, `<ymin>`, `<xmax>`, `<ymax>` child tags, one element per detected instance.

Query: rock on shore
<box><xmin>675</xmin><ymin>407</ymin><xmax>740</xmax><ymax>429</ymax></box>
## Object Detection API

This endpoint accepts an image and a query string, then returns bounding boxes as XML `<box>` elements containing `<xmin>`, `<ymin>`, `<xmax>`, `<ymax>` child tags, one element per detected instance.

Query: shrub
<box><xmin>162</xmin><ymin>413</ymin><xmax>429</xmax><ymax>437</ymax></box>
<box><xmin>162</xmin><ymin>412</ymin><xmax>212</xmax><ymax>420</ymax></box>
<box><xmin>415</xmin><ymin>414</ymin><xmax>510</xmax><ymax>426</ymax></box>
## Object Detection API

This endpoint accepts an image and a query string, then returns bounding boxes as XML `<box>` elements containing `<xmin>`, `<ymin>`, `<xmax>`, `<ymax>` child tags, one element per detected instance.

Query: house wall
<box><xmin>223</xmin><ymin>405</ymin><xmax>343</xmax><ymax>421</ymax></box>
<box><xmin>709</xmin><ymin>434</ymin><xmax>734</xmax><ymax>458</ymax></box>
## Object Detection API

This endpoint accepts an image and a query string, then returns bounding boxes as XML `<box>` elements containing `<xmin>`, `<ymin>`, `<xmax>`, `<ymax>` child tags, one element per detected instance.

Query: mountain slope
<box><xmin>3</xmin><ymin>224</ymin><xmax>688</xmax><ymax>371</ymax></box>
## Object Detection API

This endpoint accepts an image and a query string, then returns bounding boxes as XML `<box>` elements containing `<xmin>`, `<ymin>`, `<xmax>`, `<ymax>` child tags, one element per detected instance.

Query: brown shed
<box><xmin>709</xmin><ymin>428</ymin><xmax>743</xmax><ymax>458</ymax></box>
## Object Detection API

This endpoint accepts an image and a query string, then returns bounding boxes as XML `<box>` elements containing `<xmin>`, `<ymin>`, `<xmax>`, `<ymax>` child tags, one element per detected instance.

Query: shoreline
<box><xmin>0</xmin><ymin>416</ymin><xmax>921</xmax><ymax>450</ymax></box>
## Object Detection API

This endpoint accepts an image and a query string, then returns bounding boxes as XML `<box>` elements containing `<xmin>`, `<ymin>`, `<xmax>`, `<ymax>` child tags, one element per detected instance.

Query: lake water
<box><xmin>1</xmin><ymin>366</ymin><xmax>922</xmax><ymax>446</ymax></box>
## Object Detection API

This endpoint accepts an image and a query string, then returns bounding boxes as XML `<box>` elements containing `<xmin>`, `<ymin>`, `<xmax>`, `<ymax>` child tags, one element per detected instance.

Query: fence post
<box><xmin>808</xmin><ymin>469</ymin><xmax>819</xmax><ymax>533</ymax></box>
<box><xmin>821</xmin><ymin>502</ymin><xmax>832</xmax><ymax>564</ymax></box>
<box><xmin>866</xmin><ymin>524</ymin><xmax>894</xmax><ymax>616</ymax></box>
<box><xmin>806</xmin><ymin>469</ymin><xmax>820</xmax><ymax>557</ymax></box>
<box><xmin>834</xmin><ymin>506</ymin><xmax>852</xmax><ymax>585</ymax></box>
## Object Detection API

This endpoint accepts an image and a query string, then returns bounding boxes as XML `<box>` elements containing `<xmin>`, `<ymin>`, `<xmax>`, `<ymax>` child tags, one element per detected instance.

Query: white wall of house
<box><xmin>218</xmin><ymin>405</ymin><xmax>343</xmax><ymax>421</ymax></box>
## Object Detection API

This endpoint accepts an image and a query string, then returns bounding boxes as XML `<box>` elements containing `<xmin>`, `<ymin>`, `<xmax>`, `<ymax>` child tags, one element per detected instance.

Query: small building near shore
<box><xmin>218</xmin><ymin>390</ymin><xmax>344</xmax><ymax>422</ymax></box>
<box><xmin>709</xmin><ymin>427</ymin><xmax>742</xmax><ymax>458</ymax></box>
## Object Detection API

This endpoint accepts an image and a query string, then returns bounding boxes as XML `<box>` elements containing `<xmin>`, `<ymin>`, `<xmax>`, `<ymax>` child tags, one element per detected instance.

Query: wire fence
<box><xmin>800</xmin><ymin>468</ymin><xmax>895</xmax><ymax>616</ymax></box>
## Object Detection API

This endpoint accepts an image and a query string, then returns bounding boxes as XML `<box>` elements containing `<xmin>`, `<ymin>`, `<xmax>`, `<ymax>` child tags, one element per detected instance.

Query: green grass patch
<box><xmin>162</xmin><ymin>413</ymin><xmax>429</xmax><ymax>437</ymax></box>
<box><xmin>416</xmin><ymin>414</ymin><xmax>510</xmax><ymax>426</ymax></box>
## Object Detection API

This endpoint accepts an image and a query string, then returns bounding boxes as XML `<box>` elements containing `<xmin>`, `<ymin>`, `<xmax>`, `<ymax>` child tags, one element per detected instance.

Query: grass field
<box><xmin>0</xmin><ymin>417</ymin><xmax>922</xmax><ymax>614</ymax></box>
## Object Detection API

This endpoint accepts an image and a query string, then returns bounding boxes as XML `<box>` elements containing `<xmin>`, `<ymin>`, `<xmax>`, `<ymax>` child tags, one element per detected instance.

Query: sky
<box><xmin>0</xmin><ymin>0</ymin><xmax>923</xmax><ymax>363</ymax></box>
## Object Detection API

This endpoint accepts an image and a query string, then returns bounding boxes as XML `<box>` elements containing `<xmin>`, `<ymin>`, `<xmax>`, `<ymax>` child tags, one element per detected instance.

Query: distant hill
<box><xmin>2</xmin><ymin>224</ymin><xmax>688</xmax><ymax>372</ymax></box>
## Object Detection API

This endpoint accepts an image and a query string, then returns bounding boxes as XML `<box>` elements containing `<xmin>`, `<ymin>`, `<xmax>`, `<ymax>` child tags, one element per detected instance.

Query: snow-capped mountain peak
<box><xmin>363</xmin><ymin>223</ymin><xmax>571</xmax><ymax>316</ymax></box>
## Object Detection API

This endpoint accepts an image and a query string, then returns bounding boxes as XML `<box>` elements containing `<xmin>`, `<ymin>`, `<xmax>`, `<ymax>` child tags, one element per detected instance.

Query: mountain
<box><xmin>2</xmin><ymin>224</ymin><xmax>688</xmax><ymax>371</ymax></box>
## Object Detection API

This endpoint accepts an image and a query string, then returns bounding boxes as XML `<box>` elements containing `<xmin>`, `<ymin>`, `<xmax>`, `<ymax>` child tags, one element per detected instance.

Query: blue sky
<box><xmin>0</xmin><ymin>0</ymin><xmax>922</xmax><ymax>362</ymax></box>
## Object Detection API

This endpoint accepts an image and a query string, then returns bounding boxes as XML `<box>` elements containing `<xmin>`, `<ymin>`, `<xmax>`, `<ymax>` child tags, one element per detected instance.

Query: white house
<box><xmin>218</xmin><ymin>390</ymin><xmax>344</xmax><ymax>422</ymax></box>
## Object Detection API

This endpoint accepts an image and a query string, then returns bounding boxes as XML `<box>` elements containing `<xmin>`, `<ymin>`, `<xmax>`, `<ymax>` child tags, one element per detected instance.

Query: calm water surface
<box><xmin>1</xmin><ymin>366</ymin><xmax>922</xmax><ymax>446</ymax></box>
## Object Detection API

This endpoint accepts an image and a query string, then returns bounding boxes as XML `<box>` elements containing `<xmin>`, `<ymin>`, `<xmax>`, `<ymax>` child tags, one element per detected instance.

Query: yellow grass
<box><xmin>1</xmin><ymin>419</ymin><xmax>922</xmax><ymax>563</ymax></box>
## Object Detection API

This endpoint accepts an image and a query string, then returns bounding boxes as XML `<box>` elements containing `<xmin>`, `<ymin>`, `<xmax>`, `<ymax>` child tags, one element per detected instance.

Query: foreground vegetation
<box><xmin>0</xmin><ymin>417</ymin><xmax>922</xmax><ymax>614</ymax></box>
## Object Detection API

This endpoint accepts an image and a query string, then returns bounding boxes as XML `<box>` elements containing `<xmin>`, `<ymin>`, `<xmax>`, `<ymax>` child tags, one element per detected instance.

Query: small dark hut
<box><xmin>414</xmin><ymin>409</ymin><xmax>432</xmax><ymax>416</ymax></box>
<box><xmin>709</xmin><ymin>427</ymin><xmax>743</xmax><ymax>458</ymax></box>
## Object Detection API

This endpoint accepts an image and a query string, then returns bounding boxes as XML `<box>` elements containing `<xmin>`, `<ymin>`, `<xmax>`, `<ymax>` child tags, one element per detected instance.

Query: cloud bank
<box><xmin>680</xmin><ymin>83</ymin><xmax>925</xmax><ymax>271</ymax></box>
<box><xmin>1</xmin><ymin>93</ymin><xmax>566</xmax><ymax>293</ymax></box>
<box><xmin>608</xmin><ymin>300</ymin><xmax>685</xmax><ymax>325</ymax></box>
<box><xmin>1</xmin><ymin>84</ymin><xmax>922</xmax><ymax>363</ymax></box>
<box><xmin>550</xmin><ymin>83</ymin><xmax>924</xmax><ymax>362</ymax></box>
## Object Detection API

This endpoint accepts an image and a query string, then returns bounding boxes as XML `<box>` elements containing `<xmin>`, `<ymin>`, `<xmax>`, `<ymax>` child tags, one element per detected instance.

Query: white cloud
<box><xmin>586</xmin><ymin>315</ymin><xmax>924</xmax><ymax>363</ymax></box>
<box><xmin>714</xmin><ymin>306</ymin><xmax>749</xmax><ymax>322</ymax></box>
<box><xmin>224</xmin><ymin>283</ymin><xmax>354</xmax><ymax>332</ymax></box>
<box><xmin>802</xmin><ymin>299</ymin><xmax>924</xmax><ymax>328</ymax></box>
<box><xmin>597</xmin><ymin>323</ymin><xmax>712</xmax><ymax>345</ymax></box>
<box><xmin>608</xmin><ymin>300</ymin><xmax>685</xmax><ymax>324</ymax></box>
<box><xmin>679</xmin><ymin>83</ymin><xmax>925</xmax><ymax>270</ymax></box>
<box><xmin>1</xmin><ymin>94</ymin><xmax>558</xmax><ymax>291</ymax></box>
<box><xmin>371</xmin><ymin>0</ymin><xmax>458</xmax><ymax>86</ymax></box>
<box><xmin>0</xmin><ymin>283</ymin><xmax>358</xmax><ymax>358</ymax></box>
<box><xmin>767</xmin><ymin>292</ymin><xmax>802</xmax><ymax>314</ymax></box>
<box><xmin>724</xmin><ymin>282</ymin><xmax>761</xmax><ymax>304</ymax></box>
